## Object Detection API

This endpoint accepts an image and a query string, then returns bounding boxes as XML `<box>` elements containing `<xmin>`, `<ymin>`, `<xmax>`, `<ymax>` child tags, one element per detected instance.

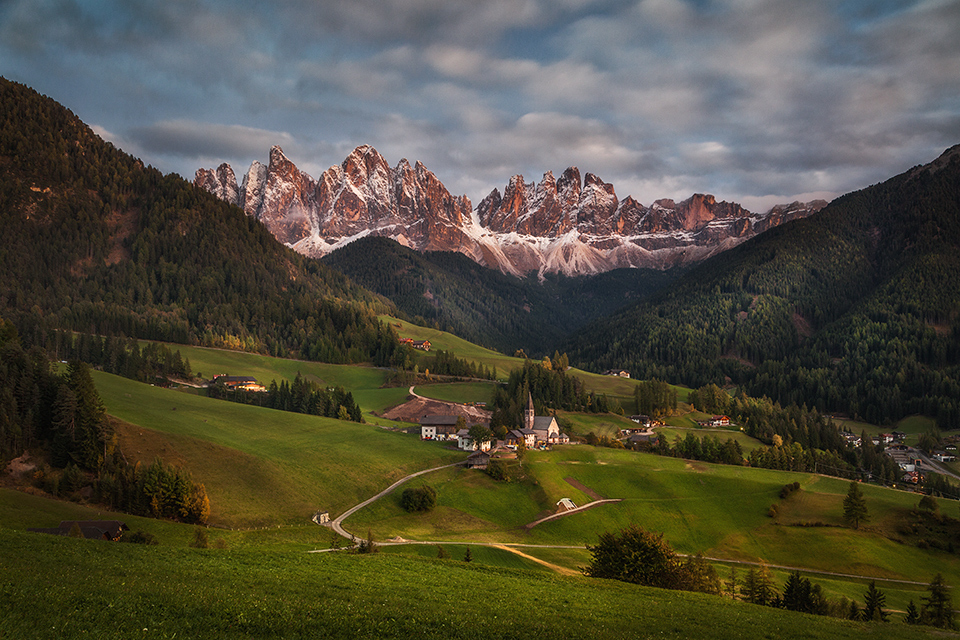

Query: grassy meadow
<box><xmin>93</xmin><ymin>371</ymin><xmax>463</xmax><ymax>527</ymax></box>
<box><xmin>1</xmin><ymin>525</ymin><xmax>950</xmax><ymax>640</ymax></box>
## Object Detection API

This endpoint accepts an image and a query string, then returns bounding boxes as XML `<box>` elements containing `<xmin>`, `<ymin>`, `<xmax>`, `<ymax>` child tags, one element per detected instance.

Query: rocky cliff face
<box><xmin>196</xmin><ymin>145</ymin><xmax>826</xmax><ymax>277</ymax></box>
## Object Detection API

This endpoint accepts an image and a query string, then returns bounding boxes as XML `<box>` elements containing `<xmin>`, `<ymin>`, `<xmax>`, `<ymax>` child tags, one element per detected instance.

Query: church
<box><xmin>517</xmin><ymin>392</ymin><xmax>569</xmax><ymax>446</ymax></box>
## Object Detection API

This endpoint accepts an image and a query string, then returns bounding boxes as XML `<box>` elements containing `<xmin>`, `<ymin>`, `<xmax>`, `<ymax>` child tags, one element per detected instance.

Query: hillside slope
<box><xmin>324</xmin><ymin>236</ymin><xmax>681</xmax><ymax>354</ymax></box>
<box><xmin>0</xmin><ymin>77</ymin><xmax>396</xmax><ymax>363</ymax></box>
<box><xmin>566</xmin><ymin>145</ymin><xmax>960</xmax><ymax>428</ymax></box>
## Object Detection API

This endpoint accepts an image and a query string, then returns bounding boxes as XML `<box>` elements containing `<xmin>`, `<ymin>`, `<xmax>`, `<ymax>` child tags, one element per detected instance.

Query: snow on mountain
<box><xmin>196</xmin><ymin>145</ymin><xmax>826</xmax><ymax>277</ymax></box>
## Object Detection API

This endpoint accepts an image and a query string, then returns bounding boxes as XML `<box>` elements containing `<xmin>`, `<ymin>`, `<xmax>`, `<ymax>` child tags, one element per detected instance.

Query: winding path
<box><xmin>329</xmin><ymin>460</ymin><xmax>464</xmax><ymax>541</ymax></box>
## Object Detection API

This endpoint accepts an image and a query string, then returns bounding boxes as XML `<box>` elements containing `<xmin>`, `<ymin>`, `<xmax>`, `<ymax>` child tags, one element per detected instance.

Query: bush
<box><xmin>123</xmin><ymin>530</ymin><xmax>159</xmax><ymax>545</ymax></box>
<box><xmin>400</xmin><ymin>485</ymin><xmax>437</xmax><ymax>512</ymax></box>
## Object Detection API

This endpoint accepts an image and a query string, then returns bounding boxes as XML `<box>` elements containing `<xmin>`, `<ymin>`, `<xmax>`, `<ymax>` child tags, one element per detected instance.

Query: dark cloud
<box><xmin>1</xmin><ymin>0</ymin><xmax>958</xmax><ymax>208</ymax></box>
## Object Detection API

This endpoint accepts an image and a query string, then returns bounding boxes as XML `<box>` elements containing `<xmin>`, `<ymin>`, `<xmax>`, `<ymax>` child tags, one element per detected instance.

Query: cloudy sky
<box><xmin>3</xmin><ymin>0</ymin><xmax>959</xmax><ymax>211</ymax></box>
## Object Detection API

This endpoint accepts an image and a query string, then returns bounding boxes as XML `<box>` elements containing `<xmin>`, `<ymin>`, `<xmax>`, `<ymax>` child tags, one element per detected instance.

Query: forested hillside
<box><xmin>323</xmin><ymin>236</ymin><xmax>681</xmax><ymax>354</ymax></box>
<box><xmin>0</xmin><ymin>78</ymin><xmax>399</xmax><ymax>364</ymax></box>
<box><xmin>566</xmin><ymin>146</ymin><xmax>960</xmax><ymax>428</ymax></box>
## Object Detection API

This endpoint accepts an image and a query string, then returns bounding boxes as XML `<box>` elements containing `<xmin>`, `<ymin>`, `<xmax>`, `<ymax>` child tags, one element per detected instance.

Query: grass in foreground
<box><xmin>0</xmin><ymin>527</ymin><xmax>945</xmax><ymax>640</ymax></box>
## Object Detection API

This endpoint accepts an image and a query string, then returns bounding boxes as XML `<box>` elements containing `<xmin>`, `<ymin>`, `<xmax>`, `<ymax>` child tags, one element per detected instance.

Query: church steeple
<box><xmin>525</xmin><ymin>392</ymin><xmax>535</xmax><ymax>430</ymax></box>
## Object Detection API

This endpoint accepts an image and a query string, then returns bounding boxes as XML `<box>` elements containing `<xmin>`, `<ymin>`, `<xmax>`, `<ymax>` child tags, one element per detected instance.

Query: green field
<box><xmin>344</xmin><ymin>444</ymin><xmax>960</xmax><ymax>610</ymax></box>
<box><xmin>93</xmin><ymin>371</ymin><xmax>464</xmax><ymax>527</ymax></box>
<box><xmin>0</xmin><ymin>525</ymin><xmax>948</xmax><ymax>639</ymax></box>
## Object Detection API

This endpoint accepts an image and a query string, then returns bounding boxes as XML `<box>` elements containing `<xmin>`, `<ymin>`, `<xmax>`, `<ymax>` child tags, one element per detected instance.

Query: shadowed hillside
<box><xmin>566</xmin><ymin>145</ymin><xmax>960</xmax><ymax>428</ymax></box>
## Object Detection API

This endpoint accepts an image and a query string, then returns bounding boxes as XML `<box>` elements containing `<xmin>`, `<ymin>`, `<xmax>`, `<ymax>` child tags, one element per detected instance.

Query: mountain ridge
<box><xmin>197</xmin><ymin>146</ymin><xmax>826</xmax><ymax>278</ymax></box>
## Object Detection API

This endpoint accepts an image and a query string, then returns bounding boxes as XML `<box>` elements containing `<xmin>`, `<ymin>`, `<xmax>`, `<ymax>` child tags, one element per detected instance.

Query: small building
<box><xmin>399</xmin><ymin>338</ymin><xmax>432</xmax><ymax>351</ymax></box>
<box><xmin>457</xmin><ymin>428</ymin><xmax>492</xmax><ymax>452</ymax></box>
<box><xmin>710</xmin><ymin>415</ymin><xmax>731</xmax><ymax>427</ymax></box>
<box><xmin>604</xmin><ymin>369</ymin><xmax>631</xmax><ymax>378</ymax></box>
<box><xmin>465</xmin><ymin>450</ymin><xmax>491</xmax><ymax>469</ymax></box>
<box><xmin>211</xmin><ymin>375</ymin><xmax>267</xmax><ymax>392</ymax></box>
<box><xmin>556</xmin><ymin>498</ymin><xmax>577</xmax><ymax>512</ymax></box>
<box><xmin>28</xmin><ymin>520</ymin><xmax>129</xmax><ymax>541</ymax></box>
<box><xmin>629</xmin><ymin>415</ymin><xmax>652</xmax><ymax>427</ymax></box>
<box><xmin>312</xmin><ymin>511</ymin><xmax>330</xmax><ymax>525</ymax></box>
<box><xmin>933</xmin><ymin>451</ymin><xmax>956</xmax><ymax>463</ymax></box>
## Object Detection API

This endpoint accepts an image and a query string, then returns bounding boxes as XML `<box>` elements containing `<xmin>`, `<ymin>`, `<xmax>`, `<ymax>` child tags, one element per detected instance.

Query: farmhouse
<box><xmin>28</xmin><ymin>520</ymin><xmax>129</xmax><ymax>541</ymax></box>
<box><xmin>506</xmin><ymin>428</ymin><xmax>537</xmax><ymax>449</ymax></box>
<box><xmin>629</xmin><ymin>415</ymin><xmax>652</xmax><ymax>427</ymax></box>
<box><xmin>399</xmin><ymin>338</ymin><xmax>431</xmax><ymax>351</ymax></box>
<box><xmin>420</xmin><ymin>415</ymin><xmax>461</xmax><ymax>440</ymax></box>
<box><xmin>604</xmin><ymin>369</ymin><xmax>630</xmax><ymax>378</ymax></box>
<box><xmin>211</xmin><ymin>375</ymin><xmax>266</xmax><ymax>392</ymax></box>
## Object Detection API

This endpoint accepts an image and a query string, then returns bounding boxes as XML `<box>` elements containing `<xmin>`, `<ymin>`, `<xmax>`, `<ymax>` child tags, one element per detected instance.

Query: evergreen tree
<box><xmin>922</xmin><ymin>573</ymin><xmax>954</xmax><ymax>629</ymax></box>
<box><xmin>842</xmin><ymin>481</ymin><xmax>869</xmax><ymax>529</ymax></box>
<box><xmin>904</xmin><ymin>599</ymin><xmax>920</xmax><ymax>624</ymax></box>
<box><xmin>862</xmin><ymin>580</ymin><xmax>888</xmax><ymax>621</ymax></box>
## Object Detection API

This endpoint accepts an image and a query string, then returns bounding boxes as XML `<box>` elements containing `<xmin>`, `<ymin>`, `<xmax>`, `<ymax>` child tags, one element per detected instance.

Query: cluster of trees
<box><xmin>424</xmin><ymin>349</ymin><xmax>496</xmax><ymax>380</ymax></box>
<box><xmin>633</xmin><ymin>378</ymin><xmax>677</xmax><ymax>417</ymax></box>
<box><xmin>95</xmin><ymin>459</ymin><xmax>209</xmax><ymax>524</ymax></box>
<box><xmin>584</xmin><ymin>524</ymin><xmax>720</xmax><ymax>594</ymax></box>
<box><xmin>52</xmin><ymin>332</ymin><xmax>191</xmax><ymax>384</ymax></box>
<box><xmin>588</xmin><ymin>522</ymin><xmax>955</xmax><ymax>628</ymax></box>
<box><xmin>0</xmin><ymin>78</ymin><xmax>403</xmax><ymax>369</ymax></box>
<box><xmin>489</xmin><ymin>360</ymin><xmax>619</xmax><ymax>430</ymax></box>
<box><xmin>630</xmin><ymin>432</ymin><xmax>745</xmax><ymax>467</ymax></box>
<box><xmin>208</xmin><ymin>373</ymin><xmax>363</xmax><ymax>423</ymax></box>
<box><xmin>0</xmin><ymin>328</ymin><xmax>109</xmax><ymax>471</ymax></box>
<box><xmin>0</xmin><ymin>321</ymin><xmax>208</xmax><ymax>524</ymax></box>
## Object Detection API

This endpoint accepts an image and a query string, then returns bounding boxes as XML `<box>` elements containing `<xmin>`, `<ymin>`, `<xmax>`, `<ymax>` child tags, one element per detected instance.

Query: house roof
<box><xmin>420</xmin><ymin>415</ymin><xmax>461</xmax><ymax>426</ymax></box>
<box><xmin>532</xmin><ymin>416</ymin><xmax>557</xmax><ymax>431</ymax></box>
<box><xmin>29</xmin><ymin>520</ymin><xmax>129</xmax><ymax>540</ymax></box>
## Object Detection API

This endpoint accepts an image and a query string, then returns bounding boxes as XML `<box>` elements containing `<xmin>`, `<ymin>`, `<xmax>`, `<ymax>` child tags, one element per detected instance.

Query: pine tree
<box><xmin>464</xmin><ymin>547</ymin><xmax>473</xmax><ymax>563</ymax></box>
<box><xmin>862</xmin><ymin>580</ymin><xmax>888</xmax><ymax>621</ymax></box>
<box><xmin>922</xmin><ymin>573</ymin><xmax>955</xmax><ymax>629</ymax></box>
<box><xmin>842</xmin><ymin>481</ymin><xmax>869</xmax><ymax>529</ymax></box>
<box><xmin>904</xmin><ymin>599</ymin><xmax>920</xmax><ymax>624</ymax></box>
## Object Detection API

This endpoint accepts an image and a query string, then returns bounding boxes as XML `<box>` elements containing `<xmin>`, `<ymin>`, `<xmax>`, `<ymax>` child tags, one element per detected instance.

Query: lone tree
<box><xmin>922</xmin><ymin>573</ymin><xmax>955</xmax><ymax>629</ymax></box>
<box><xmin>843</xmin><ymin>481</ymin><xmax>869</xmax><ymax>529</ymax></box>
<box><xmin>584</xmin><ymin>524</ymin><xmax>684</xmax><ymax>590</ymax></box>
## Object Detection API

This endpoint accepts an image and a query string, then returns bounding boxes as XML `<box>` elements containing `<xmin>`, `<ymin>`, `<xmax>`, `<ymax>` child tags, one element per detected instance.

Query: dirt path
<box><xmin>525</xmin><ymin>499</ymin><xmax>623</xmax><ymax>529</ymax></box>
<box><xmin>565</xmin><ymin>477</ymin><xmax>603</xmax><ymax>500</ymax></box>
<box><xmin>491</xmin><ymin>544</ymin><xmax>580</xmax><ymax>576</ymax></box>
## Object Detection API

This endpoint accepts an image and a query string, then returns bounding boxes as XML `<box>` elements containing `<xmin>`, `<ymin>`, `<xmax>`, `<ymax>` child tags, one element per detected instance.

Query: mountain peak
<box><xmin>197</xmin><ymin>147</ymin><xmax>825</xmax><ymax>277</ymax></box>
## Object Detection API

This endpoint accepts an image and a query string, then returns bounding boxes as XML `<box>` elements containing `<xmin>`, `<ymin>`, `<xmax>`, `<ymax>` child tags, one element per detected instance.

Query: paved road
<box><xmin>913</xmin><ymin>448</ymin><xmax>960</xmax><ymax>482</ymax></box>
<box><xmin>329</xmin><ymin>460</ymin><xmax>465</xmax><ymax>542</ymax></box>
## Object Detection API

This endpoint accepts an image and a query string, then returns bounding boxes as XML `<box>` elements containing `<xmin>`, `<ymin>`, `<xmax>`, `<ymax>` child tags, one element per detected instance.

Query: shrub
<box><xmin>400</xmin><ymin>485</ymin><xmax>437</xmax><ymax>512</ymax></box>
<box><xmin>123</xmin><ymin>530</ymin><xmax>159</xmax><ymax>545</ymax></box>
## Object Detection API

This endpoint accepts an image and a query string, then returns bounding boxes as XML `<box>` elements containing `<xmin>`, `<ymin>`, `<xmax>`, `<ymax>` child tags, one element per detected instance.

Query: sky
<box><xmin>2</xmin><ymin>0</ymin><xmax>959</xmax><ymax>212</ymax></box>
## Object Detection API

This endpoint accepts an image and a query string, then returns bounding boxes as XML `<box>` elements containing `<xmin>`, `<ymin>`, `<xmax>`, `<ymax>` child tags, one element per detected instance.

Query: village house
<box><xmin>506</xmin><ymin>428</ymin><xmax>537</xmax><ymax>449</ymax></box>
<box><xmin>629</xmin><ymin>415</ymin><xmax>652</xmax><ymax>427</ymax></box>
<box><xmin>211</xmin><ymin>375</ymin><xmax>266</xmax><ymax>392</ymax></box>
<box><xmin>419</xmin><ymin>415</ymin><xmax>462</xmax><ymax>440</ymax></box>
<box><xmin>457</xmin><ymin>428</ymin><xmax>492</xmax><ymax>452</ymax></box>
<box><xmin>399</xmin><ymin>338</ymin><xmax>431</xmax><ymax>351</ymax></box>
<box><xmin>604</xmin><ymin>369</ymin><xmax>630</xmax><ymax>378</ymax></box>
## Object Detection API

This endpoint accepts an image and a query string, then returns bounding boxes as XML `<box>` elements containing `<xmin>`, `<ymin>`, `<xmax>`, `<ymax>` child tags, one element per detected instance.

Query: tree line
<box><xmin>0</xmin><ymin>320</ymin><xmax>208</xmax><ymax>524</ymax></box>
<box><xmin>208</xmin><ymin>372</ymin><xmax>364</xmax><ymax>423</ymax></box>
<box><xmin>586</xmin><ymin>523</ymin><xmax>955</xmax><ymax>628</ymax></box>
